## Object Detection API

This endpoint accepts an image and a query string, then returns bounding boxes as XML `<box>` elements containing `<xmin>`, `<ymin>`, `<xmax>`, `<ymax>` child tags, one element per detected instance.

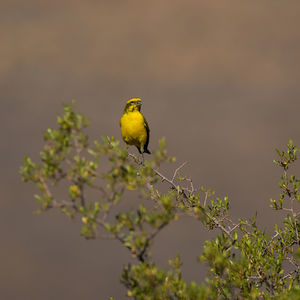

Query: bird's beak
<box><xmin>136</xmin><ymin>100</ymin><xmax>142</xmax><ymax>106</ymax></box>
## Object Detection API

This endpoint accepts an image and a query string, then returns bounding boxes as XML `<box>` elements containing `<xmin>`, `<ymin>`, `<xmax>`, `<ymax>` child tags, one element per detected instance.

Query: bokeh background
<box><xmin>1</xmin><ymin>1</ymin><xmax>300</xmax><ymax>299</ymax></box>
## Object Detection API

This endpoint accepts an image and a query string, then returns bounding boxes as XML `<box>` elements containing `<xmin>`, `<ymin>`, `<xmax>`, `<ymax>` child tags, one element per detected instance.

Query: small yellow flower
<box><xmin>69</xmin><ymin>185</ymin><xmax>80</xmax><ymax>198</ymax></box>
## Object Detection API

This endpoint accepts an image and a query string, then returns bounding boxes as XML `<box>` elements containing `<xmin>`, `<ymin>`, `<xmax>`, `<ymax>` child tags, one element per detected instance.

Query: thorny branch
<box><xmin>35</xmin><ymin>147</ymin><xmax>300</xmax><ymax>281</ymax></box>
<box><xmin>148</xmin><ymin>156</ymin><xmax>300</xmax><ymax>285</ymax></box>
<box><xmin>152</xmin><ymin>162</ymin><xmax>234</xmax><ymax>240</ymax></box>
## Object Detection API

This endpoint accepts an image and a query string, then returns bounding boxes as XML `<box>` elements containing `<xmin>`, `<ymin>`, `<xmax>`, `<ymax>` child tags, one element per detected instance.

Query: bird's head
<box><xmin>124</xmin><ymin>98</ymin><xmax>142</xmax><ymax>112</ymax></box>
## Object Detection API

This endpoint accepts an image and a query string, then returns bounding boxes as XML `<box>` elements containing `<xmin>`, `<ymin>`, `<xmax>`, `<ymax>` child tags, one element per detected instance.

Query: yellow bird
<box><xmin>120</xmin><ymin>98</ymin><xmax>151</xmax><ymax>162</ymax></box>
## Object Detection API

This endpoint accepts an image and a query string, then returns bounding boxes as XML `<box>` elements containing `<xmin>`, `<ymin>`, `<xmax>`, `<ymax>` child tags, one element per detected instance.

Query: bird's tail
<box><xmin>144</xmin><ymin>148</ymin><xmax>151</xmax><ymax>154</ymax></box>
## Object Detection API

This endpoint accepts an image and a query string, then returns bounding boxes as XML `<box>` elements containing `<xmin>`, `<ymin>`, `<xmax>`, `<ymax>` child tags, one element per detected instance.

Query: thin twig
<box><xmin>137</xmin><ymin>221</ymin><xmax>169</xmax><ymax>262</ymax></box>
<box><xmin>282</xmin><ymin>268</ymin><xmax>300</xmax><ymax>281</ymax></box>
<box><xmin>154</xmin><ymin>165</ymin><xmax>233</xmax><ymax>240</ymax></box>
<box><xmin>171</xmin><ymin>162</ymin><xmax>187</xmax><ymax>182</ymax></box>
<box><xmin>204</xmin><ymin>191</ymin><xmax>208</xmax><ymax>207</ymax></box>
<box><xmin>90</xmin><ymin>183</ymin><xmax>108</xmax><ymax>196</ymax></box>
<box><xmin>229</xmin><ymin>223</ymin><xmax>241</xmax><ymax>234</ymax></box>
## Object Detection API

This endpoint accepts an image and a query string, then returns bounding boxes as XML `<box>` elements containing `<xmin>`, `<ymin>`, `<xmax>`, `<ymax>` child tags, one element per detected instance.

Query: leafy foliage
<box><xmin>20</xmin><ymin>103</ymin><xmax>300</xmax><ymax>299</ymax></box>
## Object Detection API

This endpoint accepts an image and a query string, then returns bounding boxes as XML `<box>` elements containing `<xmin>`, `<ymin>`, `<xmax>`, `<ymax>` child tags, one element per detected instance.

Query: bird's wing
<box><xmin>144</xmin><ymin>117</ymin><xmax>150</xmax><ymax>151</ymax></box>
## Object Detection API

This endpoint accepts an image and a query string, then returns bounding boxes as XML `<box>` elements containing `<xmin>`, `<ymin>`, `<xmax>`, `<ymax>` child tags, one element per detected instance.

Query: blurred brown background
<box><xmin>1</xmin><ymin>1</ymin><xmax>300</xmax><ymax>299</ymax></box>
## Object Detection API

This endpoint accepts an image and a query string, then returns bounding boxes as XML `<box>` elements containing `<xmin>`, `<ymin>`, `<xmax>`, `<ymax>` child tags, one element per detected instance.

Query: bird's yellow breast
<box><xmin>120</xmin><ymin>111</ymin><xmax>147</xmax><ymax>147</ymax></box>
